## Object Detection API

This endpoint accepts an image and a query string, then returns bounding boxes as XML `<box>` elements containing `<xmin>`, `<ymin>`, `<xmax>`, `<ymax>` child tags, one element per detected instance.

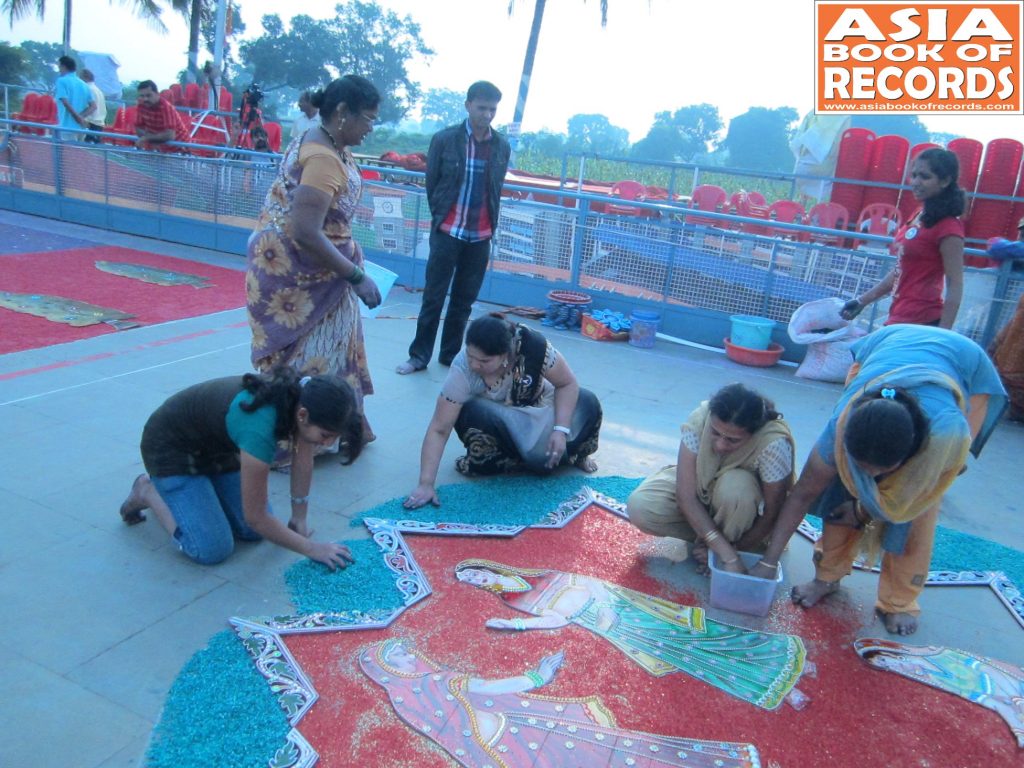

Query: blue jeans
<box><xmin>151</xmin><ymin>472</ymin><xmax>265</xmax><ymax>565</ymax></box>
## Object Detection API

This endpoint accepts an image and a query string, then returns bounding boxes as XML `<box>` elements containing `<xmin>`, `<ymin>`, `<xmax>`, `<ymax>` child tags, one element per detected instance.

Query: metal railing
<box><xmin>0</xmin><ymin>126</ymin><xmax>1020</xmax><ymax>353</ymax></box>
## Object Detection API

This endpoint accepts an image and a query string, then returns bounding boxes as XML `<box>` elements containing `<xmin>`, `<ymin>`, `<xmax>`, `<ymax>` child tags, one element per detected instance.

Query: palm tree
<box><xmin>507</xmin><ymin>0</ymin><xmax>608</xmax><ymax>130</ymax></box>
<box><xmin>168</xmin><ymin>0</ymin><xmax>204</xmax><ymax>82</ymax></box>
<box><xmin>2</xmin><ymin>0</ymin><xmax>166</xmax><ymax>54</ymax></box>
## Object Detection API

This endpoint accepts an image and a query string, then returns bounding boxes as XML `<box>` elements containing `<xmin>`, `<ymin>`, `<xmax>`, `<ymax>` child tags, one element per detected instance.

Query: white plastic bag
<box><xmin>787</xmin><ymin>298</ymin><xmax>851</xmax><ymax>344</ymax></box>
<box><xmin>788</xmin><ymin>298</ymin><xmax>865</xmax><ymax>382</ymax></box>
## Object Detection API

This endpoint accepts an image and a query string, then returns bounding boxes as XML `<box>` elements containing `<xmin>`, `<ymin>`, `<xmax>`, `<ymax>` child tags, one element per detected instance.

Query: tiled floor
<box><xmin>1</xmin><ymin>210</ymin><xmax>1022</xmax><ymax>767</ymax></box>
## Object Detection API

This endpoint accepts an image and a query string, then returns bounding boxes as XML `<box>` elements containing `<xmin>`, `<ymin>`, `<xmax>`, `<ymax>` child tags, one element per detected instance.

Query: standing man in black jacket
<box><xmin>397</xmin><ymin>81</ymin><xmax>511</xmax><ymax>374</ymax></box>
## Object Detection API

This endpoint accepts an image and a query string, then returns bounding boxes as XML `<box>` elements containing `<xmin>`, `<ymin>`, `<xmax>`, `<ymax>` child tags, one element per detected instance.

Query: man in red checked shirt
<box><xmin>134</xmin><ymin>80</ymin><xmax>189</xmax><ymax>152</ymax></box>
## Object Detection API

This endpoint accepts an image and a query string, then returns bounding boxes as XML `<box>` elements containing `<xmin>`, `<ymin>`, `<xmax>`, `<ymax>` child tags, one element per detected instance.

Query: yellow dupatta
<box><xmin>834</xmin><ymin>367</ymin><xmax>971</xmax><ymax>524</ymax></box>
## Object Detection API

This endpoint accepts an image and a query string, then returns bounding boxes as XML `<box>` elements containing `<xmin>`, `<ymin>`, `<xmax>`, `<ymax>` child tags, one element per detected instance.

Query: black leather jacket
<box><xmin>425</xmin><ymin>120</ymin><xmax>511</xmax><ymax>233</ymax></box>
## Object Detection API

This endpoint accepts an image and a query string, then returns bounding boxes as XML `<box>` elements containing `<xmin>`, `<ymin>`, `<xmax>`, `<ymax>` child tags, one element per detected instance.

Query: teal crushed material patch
<box><xmin>147</xmin><ymin>629</ymin><xmax>289</xmax><ymax>768</ymax></box>
<box><xmin>350</xmin><ymin>474</ymin><xmax>644</xmax><ymax>528</ymax></box>
<box><xmin>284</xmin><ymin>538</ymin><xmax>406</xmax><ymax>615</ymax></box>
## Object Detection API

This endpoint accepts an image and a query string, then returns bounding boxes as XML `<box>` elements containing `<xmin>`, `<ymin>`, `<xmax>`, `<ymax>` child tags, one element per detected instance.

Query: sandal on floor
<box><xmin>396</xmin><ymin>359</ymin><xmax>426</xmax><ymax>375</ymax></box>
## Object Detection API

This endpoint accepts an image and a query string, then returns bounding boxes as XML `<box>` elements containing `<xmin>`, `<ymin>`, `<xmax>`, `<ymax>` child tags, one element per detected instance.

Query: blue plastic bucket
<box><xmin>729</xmin><ymin>315</ymin><xmax>775</xmax><ymax>350</ymax></box>
<box><xmin>629</xmin><ymin>310</ymin><xmax>661</xmax><ymax>348</ymax></box>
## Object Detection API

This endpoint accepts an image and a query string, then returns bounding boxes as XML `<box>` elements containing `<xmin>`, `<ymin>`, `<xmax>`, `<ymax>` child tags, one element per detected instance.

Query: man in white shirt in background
<box><xmin>291</xmin><ymin>90</ymin><xmax>320</xmax><ymax>141</ymax></box>
<box><xmin>79</xmin><ymin>69</ymin><xmax>107</xmax><ymax>143</ymax></box>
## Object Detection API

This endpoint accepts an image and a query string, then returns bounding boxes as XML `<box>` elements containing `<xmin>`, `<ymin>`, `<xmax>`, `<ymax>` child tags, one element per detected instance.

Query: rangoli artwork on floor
<box><xmin>151</xmin><ymin>481</ymin><xmax>1024</xmax><ymax>767</ymax></box>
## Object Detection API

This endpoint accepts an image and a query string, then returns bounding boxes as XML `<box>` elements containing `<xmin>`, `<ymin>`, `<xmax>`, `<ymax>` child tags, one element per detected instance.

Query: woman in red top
<box><xmin>842</xmin><ymin>148</ymin><xmax>965</xmax><ymax>328</ymax></box>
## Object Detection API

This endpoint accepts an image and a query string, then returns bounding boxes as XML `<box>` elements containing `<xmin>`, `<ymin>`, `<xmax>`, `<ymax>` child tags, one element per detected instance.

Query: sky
<box><xmin>4</xmin><ymin>0</ymin><xmax>1023</xmax><ymax>144</ymax></box>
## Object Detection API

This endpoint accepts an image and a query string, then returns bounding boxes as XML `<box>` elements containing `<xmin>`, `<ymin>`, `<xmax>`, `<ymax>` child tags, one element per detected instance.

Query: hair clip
<box><xmin>880</xmin><ymin>387</ymin><xmax>896</xmax><ymax>400</ymax></box>
<box><xmin>300</xmin><ymin>376</ymin><xmax>312</xmax><ymax>387</ymax></box>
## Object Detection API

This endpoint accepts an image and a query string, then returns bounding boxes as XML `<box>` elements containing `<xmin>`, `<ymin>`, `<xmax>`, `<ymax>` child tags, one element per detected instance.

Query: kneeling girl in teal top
<box><xmin>120</xmin><ymin>367</ymin><xmax>362</xmax><ymax>568</ymax></box>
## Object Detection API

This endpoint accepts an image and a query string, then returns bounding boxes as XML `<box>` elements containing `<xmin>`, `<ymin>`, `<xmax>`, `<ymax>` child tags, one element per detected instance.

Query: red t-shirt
<box><xmin>135</xmin><ymin>97</ymin><xmax>189</xmax><ymax>150</ymax></box>
<box><xmin>887</xmin><ymin>214</ymin><xmax>964</xmax><ymax>325</ymax></box>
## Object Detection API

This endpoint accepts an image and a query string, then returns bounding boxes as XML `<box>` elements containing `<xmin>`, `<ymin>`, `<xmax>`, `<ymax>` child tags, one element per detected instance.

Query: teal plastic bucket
<box><xmin>729</xmin><ymin>315</ymin><xmax>775</xmax><ymax>350</ymax></box>
<box><xmin>629</xmin><ymin>310</ymin><xmax>660</xmax><ymax>348</ymax></box>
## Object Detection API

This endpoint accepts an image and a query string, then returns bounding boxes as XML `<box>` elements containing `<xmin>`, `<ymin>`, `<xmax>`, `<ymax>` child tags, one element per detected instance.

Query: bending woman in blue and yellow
<box><xmin>749</xmin><ymin>325</ymin><xmax>1006</xmax><ymax>635</ymax></box>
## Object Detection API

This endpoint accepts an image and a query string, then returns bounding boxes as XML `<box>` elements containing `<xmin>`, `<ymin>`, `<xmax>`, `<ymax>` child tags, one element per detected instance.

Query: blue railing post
<box><xmin>411</xmin><ymin>190</ymin><xmax>425</xmax><ymax>287</ymax></box>
<box><xmin>569</xmin><ymin>198</ymin><xmax>591</xmax><ymax>291</ymax></box>
<box><xmin>979</xmin><ymin>257</ymin><xmax>1016</xmax><ymax>349</ymax></box>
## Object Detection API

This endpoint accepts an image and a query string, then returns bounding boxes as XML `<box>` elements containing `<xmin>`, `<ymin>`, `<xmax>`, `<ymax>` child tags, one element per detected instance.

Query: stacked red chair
<box><xmin>183</xmin><ymin>83</ymin><xmax>200</xmax><ymax>110</ymax></box>
<box><xmin>965</xmin><ymin>138</ymin><xmax>1023</xmax><ymax>243</ymax></box>
<box><xmin>687</xmin><ymin>184</ymin><xmax>727</xmax><ymax>227</ymax></box>
<box><xmin>896</xmin><ymin>142</ymin><xmax>940</xmax><ymax>224</ymax></box>
<box><xmin>105</xmin><ymin>106</ymin><xmax>137</xmax><ymax>146</ymax></box>
<box><xmin>767</xmin><ymin>199</ymin><xmax>805</xmax><ymax>238</ymax></box>
<box><xmin>861</xmin><ymin>134</ymin><xmax>909</xmax><ymax>210</ymax></box>
<box><xmin>947</xmin><ymin>137</ymin><xmax>984</xmax><ymax>220</ymax></box>
<box><xmin>263</xmin><ymin>122</ymin><xmax>282</xmax><ymax>152</ymax></box>
<box><xmin>13</xmin><ymin>93</ymin><xmax>42</xmax><ymax>134</ymax></box>
<box><xmin>169</xmin><ymin>83</ymin><xmax>184</xmax><ymax>106</ymax></box>
<box><xmin>830</xmin><ymin>128</ymin><xmax>875</xmax><ymax>224</ymax></box>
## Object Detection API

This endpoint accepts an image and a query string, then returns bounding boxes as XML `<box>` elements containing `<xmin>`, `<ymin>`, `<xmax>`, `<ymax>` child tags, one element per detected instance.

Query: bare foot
<box><xmin>395</xmin><ymin>359</ymin><xmax>426</xmax><ymax>375</ymax></box>
<box><xmin>573</xmin><ymin>455</ymin><xmax>598</xmax><ymax>473</ymax></box>
<box><xmin>119</xmin><ymin>473</ymin><xmax>150</xmax><ymax>525</ymax></box>
<box><xmin>877</xmin><ymin>609</ymin><xmax>918</xmax><ymax>636</ymax></box>
<box><xmin>791</xmin><ymin>578</ymin><xmax>839</xmax><ymax>608</ymax></box>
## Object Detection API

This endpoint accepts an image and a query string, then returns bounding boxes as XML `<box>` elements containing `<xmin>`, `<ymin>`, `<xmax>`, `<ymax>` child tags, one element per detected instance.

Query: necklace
<box><xmin>319</xmin><ymin>124</ymin><xmax>341</xmax><ymax>153</ymax></box>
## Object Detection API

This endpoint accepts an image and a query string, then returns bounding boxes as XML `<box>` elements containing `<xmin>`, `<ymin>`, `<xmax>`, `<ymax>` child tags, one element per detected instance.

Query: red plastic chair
<box><xmin>804</xmin><ymin>202</ymin><xmax>850</xmax><ymax>244</ymax></box>
<box><xmin>184</xmin><ymin>83</ymin><xmax>200</xmax><ymax>109</ymax></box>
<box><xmin>169</xmin><ymin>83</ymin><xmax>184</xmax><ymax>105</ymax></box>
<box><xmin>767</xmin><ymin>200</ymin><xmax>806</xmax><ymax>239</ymax></box>
<box><xmin>263</xmin><ymin>122</ymin><xmax>282</xmax><ymax>152</ymax></box>
<box><xmin>218</xmin><ymin>88</ymin><xmax>233</xmax><ymax>112</ymax></box>
<box><xmin>606</xmin><ymin>180</ymin><xmax>647</xmax><ymax>216</ymax></box>
<box><xmin>731</xmin><ymin>191</ymin><xmax>771</xmax><ymax>235</ymax></box>
<box><xmin>690</xmin><ymin>184</ymin><xmax>727</xmax><ymax>212</ymax></box>
<box><xmin>14</xmin><ymin>93</ymin><xmax>41</xmax><ymax>133</ymax></box>
<box><xmin>37</xmin><ymin>95</ymin><xmax>57</xmax><ymax>125</ymax></box>
<box><xmin>856</xmin><ymin>202</ymin><xmax>902</xmax><ymax>238</ymax></box>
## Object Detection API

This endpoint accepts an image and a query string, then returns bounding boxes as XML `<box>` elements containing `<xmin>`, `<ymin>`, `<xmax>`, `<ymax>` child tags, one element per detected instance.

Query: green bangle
<box><xmin>346</xmin><ymin>265</ymin><xmax>365</xmax><ymax>285</ymax></box>
<box><xmin>525</xmin><ymin>670</ymin><xmax>544</xmax><ymax>688</ymax></box>
<box><xmin>512</xmin><ymin>618</ymin><xmax>526</xmax><ymax>631</ymax></box>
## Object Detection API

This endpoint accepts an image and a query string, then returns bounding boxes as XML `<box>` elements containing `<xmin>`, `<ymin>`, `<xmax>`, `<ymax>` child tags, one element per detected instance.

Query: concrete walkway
<box><xmin>1</xmin><ymin>210</ymin><xmax>1022</xmax><ymax>767</ymax></box>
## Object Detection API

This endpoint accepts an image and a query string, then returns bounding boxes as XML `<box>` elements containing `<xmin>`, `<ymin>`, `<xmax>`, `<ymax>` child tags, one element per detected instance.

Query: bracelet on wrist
<box><xmin>512</xmin><ymin>618</ymin><xmax>527</xmax><ymax>631</ymax></box>
<box><xmin>346</xmin><ymin>265</ymin><xmax>365</xmax><ymax>285</ymax></box>
<box><xmin>757</xmin><ymin>559</ymin><xmax>779</xmax><ymax>570</ymax></box>
<box><xmin>703</xmin><ymin>529</ymin><xmax>721</xmax><ymax>545</ymax></box>
<box><xmin>525</xmin><ymin>670</ymin><xmax>544</xmax><ymax>688</ymax></box>
<box><xmin>721</xmin><ymin>556</ymin><xmax>739</xmax><ymax>565</ymax></box>
<box><xmin>290</xmin><ymin>495</ymin><xmax>309</xmax><ymax>505</ymax></box>
<box><xmin>552</xmin><ymin>425</ymin><xmax>571</xmax><ymax>436</ymax></box>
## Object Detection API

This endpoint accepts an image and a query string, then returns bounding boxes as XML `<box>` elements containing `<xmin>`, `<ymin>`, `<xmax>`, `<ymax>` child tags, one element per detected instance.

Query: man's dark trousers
<box><xmin>408</xmin><ymin>230</ymin><xmax>491</xmax><ymax>367</ymax></box>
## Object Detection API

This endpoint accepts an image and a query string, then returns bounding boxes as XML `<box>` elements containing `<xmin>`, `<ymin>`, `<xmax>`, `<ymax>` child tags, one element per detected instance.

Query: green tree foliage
<box><xmin>239</xmin><ymin>2</ymin><xmax>433</xmax><ymax>125</ymax></box>
<box><xmin>632</xmin><ymin>103</ymin><xmax>722</xmax><ymax>162</ymax></box>
<box><xmin>566</xmin><ymin>113</ymin><xmax>628</xmax><ymax>155</ymax></box>
<box><xmin>420</xmin><ymin>87</ymin><xmax>464</xmax><ymax>129</ymax></box>
<box><xmin>14</xmin><ymin>41</ymin><xmax>77</xmax><ymax>89</ymax></box>
<box><xmin>851</xmin><ymin>114</ymin><xmax>930</xmax><ymax>146</ymax></box>
<box><xmin>719</xmin><ymin>106</ymin><xmax>799</xmax><ymax>172</ymax></box>
<box><xmin>0</xmin><ymin>41</ymin><xmax>28</xmax><ymax>85</ymax></box>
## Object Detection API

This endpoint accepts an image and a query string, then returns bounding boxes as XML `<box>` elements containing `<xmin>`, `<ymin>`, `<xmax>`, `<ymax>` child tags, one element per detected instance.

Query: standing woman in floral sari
<box><xmin>246</xmin><ymin>75</ymin><xmax>382</xmax><ymax>450</ymax></box>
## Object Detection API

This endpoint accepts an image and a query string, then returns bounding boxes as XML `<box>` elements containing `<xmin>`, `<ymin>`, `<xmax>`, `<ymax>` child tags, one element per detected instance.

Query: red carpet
<box><xmin>0</xmin><ymin>246</ymin><xmax>244</xmax><ymax>354</ymax></box>
<box><xmin>282</xmin><ymin>505</ymin><xmax>1018</xmax><ymax>767</ymax></box>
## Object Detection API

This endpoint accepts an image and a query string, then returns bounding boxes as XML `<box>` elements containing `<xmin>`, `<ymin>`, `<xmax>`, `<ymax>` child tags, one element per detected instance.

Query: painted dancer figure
<box><xmin>119</xmin><ymin>368</ymin><xmax>363</xmax><ymax>568</ymax></box>
<box><xmin>247</xmin><ymin>75</ymin><xmax>382</xmax><ymax>450</ymax></box>
<box><xmin>404</xmin><ymin>313</ymin><xmax>602</xmax><ymax>508</ymax></box>
<box><xmin>627</xmin><ymin>383</ymin><xmax>796</xmax><ymax>575</ymax></box>
<box><xmin>360</xmin><ymin>639</ymin><xmax>761</xmax><ymax>768</ymax></box>
<box><xmin>856</xmin><ymin>638</ymin><xmax>1024</xmax><ymax>748</ymax></box>
<box><xmin>750</xmin><ymin>325</ymin><xmax>1007</xmax><ymax>636</ymax></box>
<box><xmin>454</xmin><ymin>559</ymin><xmax>806</xmax><ymax>710</ymax></box>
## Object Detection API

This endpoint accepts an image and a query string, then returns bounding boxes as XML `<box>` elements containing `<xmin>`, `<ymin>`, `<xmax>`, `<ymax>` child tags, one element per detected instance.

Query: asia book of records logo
<box><xmin>815</xmin><ymin>1</ymin><xmax>1023</xmax><ymax>114</ymax></box>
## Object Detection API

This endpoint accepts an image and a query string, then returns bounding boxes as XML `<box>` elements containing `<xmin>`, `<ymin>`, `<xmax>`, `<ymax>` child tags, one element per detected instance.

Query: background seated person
<box><xmin>119</xmin><ymin>367</ymin><xmax>363</xmax><ymax>568</ymax></box>
<box><xmin>135</xmin><ymin>80</ymin><xmax>189</xmax><ymax>151</ymax></box>
<box><xmin>404</xmin><ymin>313</ymin><xmax>602</xmax><ymax>509</ymax></box>
<box><xmin>627</xmin><ymin>383</ymin><xmax>795</xmax><ymax>574</ymax></box>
